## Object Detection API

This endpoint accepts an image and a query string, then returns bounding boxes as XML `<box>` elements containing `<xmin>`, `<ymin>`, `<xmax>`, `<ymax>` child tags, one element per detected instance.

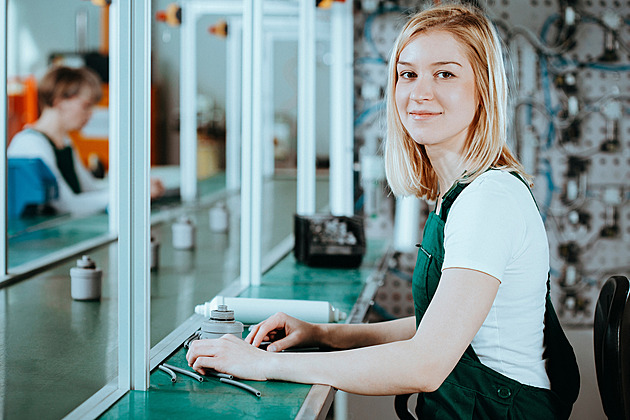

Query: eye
<box><xmin>436</xmin><ymin>71</ymin><xmax>455</xmax><ymax>79</ymax></box>
<box><xmin>399</xmin><ymin>70</ymin><xmax>417</xmax><ymax>79</ymax></box>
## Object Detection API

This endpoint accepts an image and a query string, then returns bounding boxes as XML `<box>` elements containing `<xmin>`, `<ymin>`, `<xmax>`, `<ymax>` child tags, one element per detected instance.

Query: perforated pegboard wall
<box><xmin>354</xmin><ymin>0</ymin><xmax>630</xmax><ymax>326</ymax></box>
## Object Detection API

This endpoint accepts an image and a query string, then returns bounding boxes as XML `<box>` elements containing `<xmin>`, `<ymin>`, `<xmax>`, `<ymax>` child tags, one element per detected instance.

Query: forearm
<box><xmin>316</xmin><ymin>316</ymin><xmax>416</xmax><ymax>350</ymax></box>
<box><xmin>265</xmin><ymin>338</ymin><xmax>438</xmax><ymax>395</ymax></box>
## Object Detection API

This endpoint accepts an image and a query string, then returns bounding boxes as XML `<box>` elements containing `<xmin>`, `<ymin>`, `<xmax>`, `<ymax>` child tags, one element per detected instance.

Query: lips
<box><xmin>409</xmin><ymin>110</ymin><xmax>441</xmax><ymax>120</ymax></box>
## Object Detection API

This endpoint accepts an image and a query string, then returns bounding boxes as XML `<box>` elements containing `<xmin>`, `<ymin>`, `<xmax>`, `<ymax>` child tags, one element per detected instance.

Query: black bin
<box><xmin>294</xmin><ymin>214</ymin><xmax>366</xmax><ymax>268</ymax></box>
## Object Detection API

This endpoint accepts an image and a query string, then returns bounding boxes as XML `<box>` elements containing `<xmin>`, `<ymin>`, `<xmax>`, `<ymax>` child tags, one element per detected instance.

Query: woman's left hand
<box><xmin>186</xmin><ymin>335</ymin><xmax>272</xmax><ymax>381</ymax></box>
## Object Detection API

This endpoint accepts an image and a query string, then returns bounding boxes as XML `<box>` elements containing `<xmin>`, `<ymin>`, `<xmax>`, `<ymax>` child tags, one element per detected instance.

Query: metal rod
<box><xmin>0</xmin><ymin>0</ymin><xmax>7</xmax><ymax>277</ymax></box>
<box><xmin>158</xmin><ymin>365</ymin><xmax>177</xmax><ymax>382</ymax></box>
<box><xmin>161</xmin><ymin>363</ymin><xmax>204</xmax><ymax>382</ymax></box>
<box><xmin>220</xmin><ymin>378</ymin><xmax>262</xmax><ymax>397</ymax></box>
<box><xmin>180</xmin><ymin>5</ymin><xmax>197</xmax><ymax>202</ymax></box>
<box><xmin>206</xmin><ymin>370</ymin><xmax>233</xmax><ymax>380</ymax></box>
<box><xmin>297</xmin><ymin>0</ymin><xmax>317</xmax><ymax>215</ymax></box>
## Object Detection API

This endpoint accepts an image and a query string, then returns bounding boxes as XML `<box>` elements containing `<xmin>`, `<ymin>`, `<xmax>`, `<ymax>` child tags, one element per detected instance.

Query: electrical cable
<box><xmin>161</xmin><ymin>363</ymin><xmax>204</xmax><ymax>382</ymax></box>
<box><xmin>219</xmin><ymin>378</ymin><xmax>262</xmax><ymax>397</ymax></box>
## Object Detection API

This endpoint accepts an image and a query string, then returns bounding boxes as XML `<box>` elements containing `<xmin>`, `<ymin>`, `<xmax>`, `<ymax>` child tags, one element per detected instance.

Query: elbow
<box><xmin>409</xmin><ymin>363</ymin><xmax>449</xmax><ymax>393</ymax></box>
<box><xmin>419</xmin><ymin>375</ymin><xmax>445</xmax><ymax>393</ymax></box>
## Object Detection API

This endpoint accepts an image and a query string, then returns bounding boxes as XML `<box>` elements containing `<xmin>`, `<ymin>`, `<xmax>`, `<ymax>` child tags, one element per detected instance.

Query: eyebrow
<box><xmin>397</xmin><ymin>60</ymin><xmax>462</xmax><ymax>67</ymax></box>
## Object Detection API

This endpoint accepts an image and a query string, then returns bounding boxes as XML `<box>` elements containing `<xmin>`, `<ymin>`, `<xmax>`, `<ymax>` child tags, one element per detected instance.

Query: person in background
<box><xmin>8</xmin><ymin>65</ymin><xmax>164</xmax><ymax>217</ymax></box>
<box><xmin>186</xmin><ymin>4</ymin><xmax>580</xmax><ymax>419</ymax></box>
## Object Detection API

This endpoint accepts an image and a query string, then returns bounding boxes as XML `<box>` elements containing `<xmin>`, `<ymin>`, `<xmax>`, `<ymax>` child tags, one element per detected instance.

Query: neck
<box><xmin>426</xmin><ymin>146</ymin><xmax>467</xmax><ymax>198</ymax></box>
<box><xmin>33</xmin><ymin>110</ymin><xmax>67</xmax><ymax>148</ymax></box>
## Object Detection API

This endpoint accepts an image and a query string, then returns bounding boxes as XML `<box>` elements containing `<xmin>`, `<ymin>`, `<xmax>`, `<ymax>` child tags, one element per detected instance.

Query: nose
<box><xmin>409</xmin><ymin>77</ymin><xmax>433</xmax><ymax>101</ymax></box>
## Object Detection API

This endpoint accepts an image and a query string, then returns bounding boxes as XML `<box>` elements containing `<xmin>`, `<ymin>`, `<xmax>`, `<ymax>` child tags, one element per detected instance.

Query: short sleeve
<box><xmin>442</xmin><ymin>173</ymin><xmax>527</xmax><ymax>282</ymax></box>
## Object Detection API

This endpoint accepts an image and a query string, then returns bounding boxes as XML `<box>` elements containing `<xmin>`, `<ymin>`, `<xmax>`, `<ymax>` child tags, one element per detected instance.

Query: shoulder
<box><xmin>453</xmin><ymin>170</ymin><xmax>533</xmax><ymax>212</ymax></box>
<box><xmin>8</xmin><ymin>129</ymin><xmax>51</xmax><ymax>154</ymax></box>
<box><xmin>447</xmin><ymin>170</ymin><xmax>537</xmax><ymax>234</ymax></box>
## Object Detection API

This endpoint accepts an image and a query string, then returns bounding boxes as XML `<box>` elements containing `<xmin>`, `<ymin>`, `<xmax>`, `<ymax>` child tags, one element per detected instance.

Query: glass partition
<box><xmin>6</xmin><ymin>1</ymin><xmax>111</xmax><ymax>271</ymax></box>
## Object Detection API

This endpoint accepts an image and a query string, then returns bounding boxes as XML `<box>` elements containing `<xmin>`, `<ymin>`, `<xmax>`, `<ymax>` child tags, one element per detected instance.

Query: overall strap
<box><xmin>32</xmin><ymin>129</ymin><xmax>82</xmax><ymax>194</ymax></box>
<box><xmin>438</xmin><ymin>183</ymin><xmax>467</xmax><ymax>222</ymax></box>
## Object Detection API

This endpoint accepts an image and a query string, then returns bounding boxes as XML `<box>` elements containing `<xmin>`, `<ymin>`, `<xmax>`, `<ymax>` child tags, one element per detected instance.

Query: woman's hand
<box><xmin>246</xmin><ymin>312</ymin><xmax>320</xmax><ymax>352</ymax></box>
<box><xmin>186</xmin><ymin>334</ymin><xmax>272</xmax><ymax>381</ymax></box>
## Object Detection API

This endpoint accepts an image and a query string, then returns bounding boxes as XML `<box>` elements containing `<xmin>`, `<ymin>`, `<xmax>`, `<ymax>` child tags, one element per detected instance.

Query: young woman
<box><xmin>8</xmin><ymin>66</ymin><xmax>164</xmax><ymax>216</ymax></box>
<box><xmin>187</xmin><ymin>5</ymin><xmax>579</xmax><ymax>418</ymax></box>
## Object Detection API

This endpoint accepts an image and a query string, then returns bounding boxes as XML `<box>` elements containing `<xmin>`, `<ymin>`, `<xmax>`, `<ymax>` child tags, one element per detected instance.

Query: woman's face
<box><xmin>395</xmin><ymin>30</ymin><xmax>478</xmax><ymax>155</ymax></box>
<box><xmin>57</xmin><ymin>87</ymin><xmax>96</xmax><ymax>132</ymax></box>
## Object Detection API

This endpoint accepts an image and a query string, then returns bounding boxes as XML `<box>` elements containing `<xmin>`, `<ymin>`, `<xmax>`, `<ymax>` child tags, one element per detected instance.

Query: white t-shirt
<box><xmin>442</xmin><ymin>170</ymin><xmax>551</xmax><ymax>390</ymax></box>
<box><xmin>8</xmin><ymin>128</ymin><xmax>109</xmax><ymax>216</ymax></box>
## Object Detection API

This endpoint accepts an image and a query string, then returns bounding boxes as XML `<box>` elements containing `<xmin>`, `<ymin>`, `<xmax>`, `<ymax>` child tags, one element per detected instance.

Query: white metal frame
<box><xmin>297</xmin><ymin>0</ymin><xmax>317</xmax><ymax>216</ymax></box>
<box><xmin>179</xmin><ymin>0</ymin><xmax>300</xmax><ymax>202</ymax></box>
<box><xmin>0</xmin><ymin>0</ymin><xmax>7</xmax><ymax>279</ymax></box>
<box><xmin>329</xmin><ymin>0</ymin><xmax>354</xmax><ymax>217</ymax></box>
<box><xmin>113</xmin><ymin>0</ymin><xmax>152</xmax><ymax>391</ymax></box>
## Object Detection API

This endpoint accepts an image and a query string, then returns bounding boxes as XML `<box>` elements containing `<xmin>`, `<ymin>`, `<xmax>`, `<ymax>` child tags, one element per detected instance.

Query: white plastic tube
<box><xmin>195</xmin><ymin>296</ymin><xmax>347</xmax><ymax>324</ymax></box>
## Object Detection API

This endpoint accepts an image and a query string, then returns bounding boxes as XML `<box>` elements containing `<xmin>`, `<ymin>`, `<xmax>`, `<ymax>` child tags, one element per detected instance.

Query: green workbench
<box><xmin>100</xmin><ymin>241</ymin><xmax>387</xmax><ymax>419</ymax></box>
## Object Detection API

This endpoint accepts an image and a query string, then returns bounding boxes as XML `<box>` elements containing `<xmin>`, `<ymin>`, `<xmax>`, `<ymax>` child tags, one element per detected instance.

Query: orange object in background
<box><xmin>7</xmin><ymin>75</ymin><xmax>38</xmax><ymax>144</ymax></box>
<box><xmin>155</xmin><ymin>3</ymin><xmax>181</xmax><ymax>26</ymax></box>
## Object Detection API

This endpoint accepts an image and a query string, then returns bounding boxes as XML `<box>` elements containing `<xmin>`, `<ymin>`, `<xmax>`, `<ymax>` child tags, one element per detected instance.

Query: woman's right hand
<box><xmin>245</xmin><ymin>312</ymin><xmax>320</xmax><ymax>352</ymax></box>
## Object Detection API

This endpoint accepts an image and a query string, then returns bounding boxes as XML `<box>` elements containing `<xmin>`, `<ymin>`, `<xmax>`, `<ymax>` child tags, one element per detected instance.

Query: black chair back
<box><xmin>594</xmin><ymin>275</ymin><xmax>630</xmax><ymax>420</ymax></box>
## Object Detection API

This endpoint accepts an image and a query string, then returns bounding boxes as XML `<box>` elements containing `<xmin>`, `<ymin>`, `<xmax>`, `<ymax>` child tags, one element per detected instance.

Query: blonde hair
<box><xmin>38</xmin><ymin>66</ymin><xmax>103</xmax><ymax>113</ymax></box>
<box><xmin>384</xmin><ymin>3</ymin><xmax>529</xmax><ymax>200</ymax></box>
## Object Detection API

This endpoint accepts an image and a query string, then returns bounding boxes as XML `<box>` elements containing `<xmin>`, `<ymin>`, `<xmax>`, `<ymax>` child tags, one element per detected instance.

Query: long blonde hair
<box><xmin>384</xmin><ymin>4</ymin><xmax>529</xmax><ymax>200</ymax></box>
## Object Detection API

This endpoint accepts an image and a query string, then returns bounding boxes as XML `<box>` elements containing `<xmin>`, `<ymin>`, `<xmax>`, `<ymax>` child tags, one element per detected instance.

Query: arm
<box><xmin>245</xmin><ymin>313</ymin><xmax>416</xmax><ymax>352</ymax></box>
<box><xmin>72</xmin><ymin>148</ymin><xmax>107</xmax><ymax>192</ymax></box>
<box><xmin>187</xmin><ymin>267</ymin><xmax>499</xmax><ymax>395</ymax></box>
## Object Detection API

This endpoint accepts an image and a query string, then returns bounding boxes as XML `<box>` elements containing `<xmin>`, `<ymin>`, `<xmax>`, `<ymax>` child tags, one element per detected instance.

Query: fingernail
<box><xmin>268</xmin><ymin>345</ymin><xmax>276</xmax><ymax>352</ymax></box>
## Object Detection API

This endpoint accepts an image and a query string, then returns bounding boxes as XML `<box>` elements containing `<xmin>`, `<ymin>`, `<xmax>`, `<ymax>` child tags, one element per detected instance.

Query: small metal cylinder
<box><xmin>209</xmin><ymin>203</ymin><xmax>229</xmax><ymax>233</ymax></box>
<box><xmin>70</xmin><ymin>255</ymin><xmax>103</xmax><ymax>301</ymax></box>
<box><xmin>200</xmin><ymin>304</ymin><xmax>244</xmax><ymax>339</ymax></box>
<box><xmin>172</xmin><ymin>216</ymin><xmax>195</xmax><ymax>250</ymax></box>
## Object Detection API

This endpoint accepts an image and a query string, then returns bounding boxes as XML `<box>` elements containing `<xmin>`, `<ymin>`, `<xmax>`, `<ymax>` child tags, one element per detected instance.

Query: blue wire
<box><xmin>355</xmin><ymin>56</ymin><xmax>387</xmax><ymax>65</ymax></box>
<box><xmin>539</xmin><ymin>158</ymin><xmax>556</xmax><ymax>223</ymax></box>
<box><xmin>354</xmin><ymin>101</ymin><xmax>385</xmax><ymax>127</ymax></box>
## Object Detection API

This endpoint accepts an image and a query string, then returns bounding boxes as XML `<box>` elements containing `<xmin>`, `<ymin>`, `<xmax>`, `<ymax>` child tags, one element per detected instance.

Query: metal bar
<box><xmin>130</xmin><ymin>0</ymin><xmax>151</xmax><ymax>390</ymax></box>
<box><xmin>225</xmin><ymin>18</ymin><xmax>242</xmax><ymax>191</ymax></box>
<box><xmin>62</xmin><ymin>382</ymin><xmax>126</xmax><ymax>420</ymax></box>
<box><xmin>297</xmin><ymin>0</ymin><xmax>317</xmax><ymax>215</ymax></box>
<box><xmin>249</xmin><ymin>0</ymin><xmax>264</xmax><ymax>287</ymax></box>
<box><xmin>183</xmin><ymin>0</ymin><xmax>293</xmax><ymax>16</ymax></box>
<box><xmin>115</xmin><ymin>0</ymin><xmax>151</xmax><ymax>391</ymax></box>
<box><xmin>263</xmin><ymin>32</ymin><xmax>275</xmax><ymax>178</ymax></box>
<box><xmin>109</xmin><ymin>0</ymin><xmax>130</xmax><ymax>393</ymax></box>
<box><xmin>330</xmin><ymin>1</ymin><xmax>354</xmax><ymax>217</ymax></box>
<box><xmin>0</xmin><ymin>232</ymin><xmax>116</xmax><ymax>288</ymax></box>
<box><xmin>240</xmin><ymin>0</ymin><xmax>253</xmax><ymax>289</ymax></box>
<box><xmin>342</xmin><ymin>3</ymin><xmax>355</xmax><ymax>217</ymax></box>
<box><xmin>0</xmin><ymin>0</ymin><xmax>7</xmax><ymax>276</ymax></box>
<box><xmin>180</xmin><ymin>5</ymin><xmax>198</xmax><ymax>202</ymax></box>
<box><xmin>239</xmin><ymin>0</ymin><xmax>264</xmax><ymax>287</ymax></box>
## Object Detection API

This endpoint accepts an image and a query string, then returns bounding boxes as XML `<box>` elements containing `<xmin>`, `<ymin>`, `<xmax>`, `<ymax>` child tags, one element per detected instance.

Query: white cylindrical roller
<box><xmin>70</xmin><ymin>255</ymin><xmax>102</xmax><ymax>300</ymax></box>
<box><xmin>172</xmin><ymin>216</ymin><xmax>195</xmax><ymax>249</ymax></box>
<box><xmin>195</xmin><ymin>296</ymin><xmax>347</xmax><ymax>324</ymax></box>
<box><xmin>209</xmin><ymin>202</ymin><xmax>229</xmax><ymax>233</ymax></box>
<box><xmin>393</xmin><ymin>195</ymin><xmax>422</xmax><ymax>253</ymax></box>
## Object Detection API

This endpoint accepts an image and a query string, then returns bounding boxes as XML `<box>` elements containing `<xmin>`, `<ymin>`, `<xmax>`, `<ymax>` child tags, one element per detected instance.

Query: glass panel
<box><xmin>3</xmin><ymin>1</ymin><xmax>117</xmax><ymax>417</ymax></box>
<box><xmin>149</xmin><ymin>9</ymin><xmax>236</xmax><ymax>346</ymax></box>
<box><xmin>7</xmin><ymin>1</ymin><xmax>110</xmax><ymax>270</ymax></box>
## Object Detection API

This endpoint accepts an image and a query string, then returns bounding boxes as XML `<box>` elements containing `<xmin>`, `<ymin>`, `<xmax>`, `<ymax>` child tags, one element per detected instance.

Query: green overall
<box><xmin>395</xmin><ymin>176</ymin><xmax>580</xmax><ymax>420</ymax></box>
